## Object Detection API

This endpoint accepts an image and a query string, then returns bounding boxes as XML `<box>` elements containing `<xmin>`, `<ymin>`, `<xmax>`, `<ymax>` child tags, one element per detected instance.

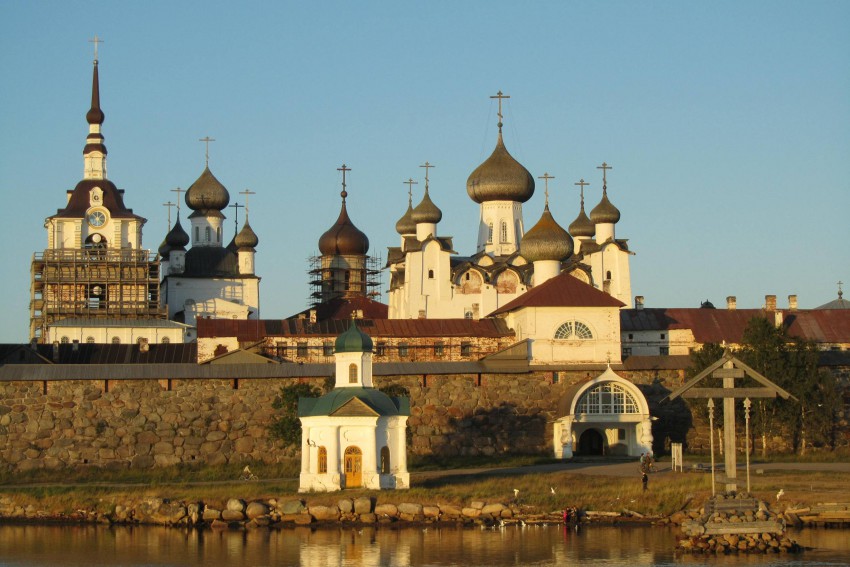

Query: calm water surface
<box><xmin>0</xmin><ymin>524</ymin><xmax>847</xmax><ymax>566</ymax></box>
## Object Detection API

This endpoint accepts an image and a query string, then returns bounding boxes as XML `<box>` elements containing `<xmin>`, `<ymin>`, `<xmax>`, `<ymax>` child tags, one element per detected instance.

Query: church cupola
<box><xmin>569</xmin><ymin>179</ymin><xmax>595</xmax><ymax>253</ymax></box>
<box><xmin>163</xmin><ymin>215</ymin><xmax>189</xmax><ymax>274</ymax></box>
<box><xmin>466</xmin><ymin>92</ymin><xmax>533</xmax><ymax>256</ymax></box>
<box><xmin>235</xmin><ymin>217</ymin><xmax>259</xmax><ymax>275</ymax></box>
<box><xmin>395</xmin><ymin>178</ymin><xmax>417</xmax><ymax>242</ymax></box>
<box><xmin>411</xmin><ymin>162</ymin><xmax>442</xmax><ymax>240</ymax></box>
<box><xmin>185</xmin><ymin>139</ymin><xmax>230</xmax><ymax>248</ymax></box>
<box><xmin>589</xmin><ymin>162</ymin><xmax>620</xmax><ymax>242</ymax></box>
<box><xmin>318</xmin><ymin>165</ymin><xmax>369</xmax><ymax>256</ymax></box>
<box><xmin>333</xmin><ymin>319</ymin><xmax>374</xmax><ymax>388</ymax></box>
<box><xmin>520</xmin><ymin>173</ymin><xmax>573</xmax><ymax>285</ymax></box>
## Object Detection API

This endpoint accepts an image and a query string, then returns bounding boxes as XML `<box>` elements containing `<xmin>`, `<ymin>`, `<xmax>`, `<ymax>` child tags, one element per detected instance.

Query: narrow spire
<box><xmin>839</xmin><ymin>280</ymin><xmax>844</xmax><ymax>299</ymax></box>
<box><xmin>83</xmin><ymin>37</ymin><xmax>107</xmax><ymax>180</ymax></box>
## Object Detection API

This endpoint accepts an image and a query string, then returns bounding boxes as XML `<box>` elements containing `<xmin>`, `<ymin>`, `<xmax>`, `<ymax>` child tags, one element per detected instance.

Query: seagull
<box><xmin>550</xmin><ymin>487</ymin><xmax>556</xmax><ymax>495</ymax></box>
<box><xmin>776</xmin><ymin>489</ymin><xmax>785</xmax><ymax>502</ymax></box>
<box><xmin>520</xmin><ymin>519</ymin><xmax>527</xmax><ymax>527</ymax></box>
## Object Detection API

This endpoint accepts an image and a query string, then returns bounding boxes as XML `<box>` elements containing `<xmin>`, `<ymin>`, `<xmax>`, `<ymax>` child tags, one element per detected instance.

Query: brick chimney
<box><xmin>726</xmin><ymin>296</ymin><xmax>736</xmax><ymax>310</ymax></box>
<box><xmin>635</xmin><ymin>296</ymin><xmax>645</xmax><ymax>310</ymax></box>
<box><xmin>765</xmin><ymin>295</ymin><xmax>777</xmax><ymax>311</ymax></box>
<box><xmin>788</xmin><ymin>295</ymin><xmax>798</xmax><ymax>311</ymax></box>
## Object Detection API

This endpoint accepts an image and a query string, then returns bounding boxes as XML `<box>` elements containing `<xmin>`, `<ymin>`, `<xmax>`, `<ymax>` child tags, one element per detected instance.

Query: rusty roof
<box><xmin>0</xmin><ymin>343</ymin><xmax>197</xmax><ymax>365</ymax></box>
<box><xmin>197</xmin><ymin>317</ymin><xmax>513</xmax><ymax>342</ymax></box>
<box><xmin>620</xmin><ymin>308</ymin><xmax>850</xmax><ymax>345</ymax></box>
<box><xmin>489</xmin><ymin>271</ymin><xmax>625</xmax><ymax>316</ymax></box>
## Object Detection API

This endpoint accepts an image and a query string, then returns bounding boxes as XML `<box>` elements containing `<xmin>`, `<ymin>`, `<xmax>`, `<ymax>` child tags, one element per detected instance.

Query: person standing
<box><xmin>641</xmin><ymin>471</ymin><xmax>648</xmax><ymax>491</ymax></box>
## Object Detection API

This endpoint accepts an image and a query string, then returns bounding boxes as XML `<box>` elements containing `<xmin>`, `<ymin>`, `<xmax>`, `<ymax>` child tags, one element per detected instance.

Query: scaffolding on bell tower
<box><xmin>307</xmin><ymin>252</ymin><xmax>383</xmax><ymax>308</ymax></box>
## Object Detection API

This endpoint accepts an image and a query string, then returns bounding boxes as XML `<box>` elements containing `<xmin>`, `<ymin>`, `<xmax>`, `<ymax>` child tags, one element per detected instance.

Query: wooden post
<box><xmin>722</xmin><ymin>361</ymin><xmax>738</xmax><ymax>493</ymax></box>
<box><xmin>708</xmin><ymin>399</ymin><xmax>716</xmax><ymax>496</ymax></box>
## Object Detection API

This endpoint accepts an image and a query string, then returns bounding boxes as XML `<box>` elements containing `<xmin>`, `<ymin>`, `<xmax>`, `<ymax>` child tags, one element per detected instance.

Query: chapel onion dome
<box><xmin>411</xmin><ymin>189</ymin><xmax>442</xmax><ymax>224</ymax></box>
<box><xmin>569</xmin><ymin>202</ymin><xmax>595</xmax><ymax>238</ymax></box>
<box><xmin>335</xmin><ymin>320</ymin><xmax>374</xmax><ymax>353</ymax></box>
<box><xmin>158</xmin><ymin>239</ymin><xmax>171</xmax><ymax>259</ymax></box>
<box><xmin>520</xmin><ymin>204</ymin><xmax>574</xmax><ymax>262</ymax></box>
<box><xmin>165</xmin><ymin>217</ymin><xmax>190</xmax><ymax>250</ymax></box>
<box><xmin>234</xmin><ymin>219</ymin><xmax>259</xmax><ymax>250</ymax></box>
<box><xmin>466</xmin><ymin>134</ymin><xmax>535</xmax><ymax>204</ymax></box>
<box><xmin>185</xmin><ymin>166</ymin><xmax>230</xmax><ymax>211</ymax></box>
<box><xmin>319</xmin><ymin>202</ymin><xmax>370</xmax><ymax>256</ymax></box>
<box><xmin>589</xmin><ymin>187</ymin><xmax>621</xmax><ymax>224</ymax></box>
<box><xmin>395</xmin><ymin>202</ymin><xmax>416</xmax><ymax>235</ymax></box>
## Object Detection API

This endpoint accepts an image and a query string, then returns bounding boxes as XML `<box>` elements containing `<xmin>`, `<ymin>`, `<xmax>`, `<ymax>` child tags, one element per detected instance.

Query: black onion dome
<box><xmin>158</xmin><ymin>238</ymin><xmax>171</xmax><ymax>259</ymax></box>
<box><xmin>395</xmin><ymin>202</ymin><xmax>416</xmax><ymax>235</ymax></box>
<box><xmin>520</xmin><ymin>204</ymin><xmax>574</xmax><ymax>262</ymax></box>
<box><xmin>466</xmin><ymin>134</ymin><xmax>535</xmax><ymax>204</ymax></box>
<box><xmin>165</xmin><ymin>217</ymin><xmax>190</xmax><ymax>250</ymax></box>
<box><xmin>411</xmin><ymin>190</ymin><xmax>442</xmax><ymax>224</ymax></box>
<box><xmin>185</xmin><ymin>167</ymin><xmax>230</xmax><ymax>211</ymax></box>
<box><xmin>235</xmin><ymin>219</ymin><xmax>259</xmax><ymax>249</ymax></box>
<box><xmin>569</xmin><ymin>201</ymin><xmax>595</xmax><ymax>238</ymax></box>
<box><xmin>319</xmin><ymin>202</ymin><xmax>370</xmax><ymax>255</ymax></box>
<box><xmin>590</xmin><ymin>188</ymin><xmax>621</xmax><ymax>224</ymax></box>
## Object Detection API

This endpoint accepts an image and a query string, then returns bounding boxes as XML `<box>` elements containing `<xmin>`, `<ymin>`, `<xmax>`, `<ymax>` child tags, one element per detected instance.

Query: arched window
<box><xmin>577</xmin><ymin>382</ymin><xmax>640</xmax><ymax>415</ymax></box>
<box><xmin>216</xmin><ymin>226</ymin><xmax>222</xmax><ymax>243</ymax></box>
<box><xmin>428</xmin><ymin>269</ymin><xmax>434</xmax><ymax>279</ymax></box>
<box><xmin>606</xmin><ymin>270</ymin><xmax>612</xmax><ymax>280</ymax></box>
<box><xmin>349</xmin><ymin>363</ymin><xmax>358</xmax><ymax>383</ymax></box>
<box><xmin>554</xmin><ymin>321</ymin><xmax>594</xmax><ymax>340</ymax></box>
<box><xmin>161</xmin><ymin>337</ymin><xmax>171</xmax><ymax>344</ymax></box>
<box><xmin>85</xmin><ymin>336</ymin><xmax>95</xmax><ymax>344</ymax></box>
<box><xmin>194</xmin><ymin>227</ymin><xmax>200</xmax><ymax>242</ymax></box>
<box><xmin>318</xmin><ymin>446</ymin><xmax>328</xmax><ymax>473</ymax></box>
<box><xmin>111</xmin><ymin>336</ymin><xmax>120</xmax><ymax>344</ymax></box>
<box><xmin>500</xmin><ymin>221</ymin><xmax>508</xmax><ymax>243</ymax></box>
<box><xmin>487</xmin><ymin>223</ymin><xmax>494</xmax><ymax>244</ymax></box>
<box><xmin>380</xmin><ymin>446</ymin><xmax>390</xmax><ymax>474</ymax></box>
<box><xmin>60</xmin><ymin>336</ymin><xmax>69</xmax><ymax>344</ymax></box>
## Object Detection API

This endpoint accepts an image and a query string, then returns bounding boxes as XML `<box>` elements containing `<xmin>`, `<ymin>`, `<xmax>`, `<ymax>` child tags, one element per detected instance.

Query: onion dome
<box><xmin>319</xmin><ymin>202</ymin><xmax>370</xmax><ymax>255</ymax></box>
<box><xmin>520</xmin><ymin>204</ymin><xmax>573</xmax><ymax>262</ymax></box>
<box><xmin>590</xmin><ymin>185</ymin><xmax>620</xmax><ymax>224</ymax></box>
<box><xmin>466</xmin><ymin>134</ymin><xmax>535</xmax><ymax>204</ymax></box>
<box><xmin>411</xmin><ymin>189</ymin><xmax>442</xmax><ymax>224</ymax></box>
<box><xmin>395</xmin><ymin>201</ymin><xmax>416</xmax><ymax>235</ymax></box>
<box><xmin>335</xmin><ymin>320</ymin><xmax>373</xmax><ymax>353</ymax></box>
<box><xmin>185</xmin><ymin>167</ymin><xmax>230</xmax><ymax>211</ymax></box>
<box><xmin>165</xmin><ymin>216</ymin><xmax>190</xmax><ymax>250</ymax></box>
<box><xmin>569</xmin><ymin>199</ymin><xmax>595</xmax><ymax>238</ymax></box>
<box><xmin>234</xmin><ymin>218</ymin><xmax>259</xmax><ymax>249</ymax></box>
<box><xmin>157</xmin><ymin>239</ymin><xmax>171</xmax><ymax>259</ymax></box>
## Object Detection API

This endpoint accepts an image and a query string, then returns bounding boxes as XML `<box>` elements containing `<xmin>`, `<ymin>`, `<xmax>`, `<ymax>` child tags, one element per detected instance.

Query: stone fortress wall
<box><xmin>0</xmin><ymin>366</ymin><xmax>846</xmax><ymax>471</ymax></box>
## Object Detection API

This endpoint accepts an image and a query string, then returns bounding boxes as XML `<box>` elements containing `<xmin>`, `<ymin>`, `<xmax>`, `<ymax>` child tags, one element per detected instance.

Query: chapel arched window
<box><xmin>554</xmin><ymin>321</ymin><xmax>593</xmax><ymax>340</ymax></box>
<box><xmin>576</xmin><ymin>382</ymin><xmax>640</xmax><ymax>415</ymax></box>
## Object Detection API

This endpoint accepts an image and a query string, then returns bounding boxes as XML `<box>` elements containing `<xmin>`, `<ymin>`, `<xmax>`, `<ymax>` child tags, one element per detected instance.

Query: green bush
<box><xmin>269</xmin><ymin>383</ymin><xmax>321</xmax><ymax>446</ymax></box>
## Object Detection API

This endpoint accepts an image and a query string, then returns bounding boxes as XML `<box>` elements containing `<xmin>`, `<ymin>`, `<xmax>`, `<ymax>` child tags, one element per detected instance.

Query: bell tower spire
<box><xmin>83</xmin><ymin>35</ymin><xmax>107</xmax><ymax>180</ymax></box>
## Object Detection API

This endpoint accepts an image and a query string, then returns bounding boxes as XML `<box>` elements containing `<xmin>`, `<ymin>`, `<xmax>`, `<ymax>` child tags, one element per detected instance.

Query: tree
<box><xmin>269</xmin><ymin>382</ymin><xmax>321</xmax><ymax>447</ymax></box>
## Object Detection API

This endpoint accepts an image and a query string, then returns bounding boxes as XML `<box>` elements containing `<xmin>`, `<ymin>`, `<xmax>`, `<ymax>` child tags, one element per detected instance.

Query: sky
<box><xmin>0</xmin><ymin>1</ymin><xmax>848</xmax><ymax>343</ymax></box>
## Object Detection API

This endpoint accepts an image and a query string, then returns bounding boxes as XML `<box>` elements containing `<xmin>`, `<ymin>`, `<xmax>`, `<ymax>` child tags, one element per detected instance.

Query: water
<box><xmin>0</xmin><ymin>524</ymin><xmax>847</xmax><ymax>566</ymax></box>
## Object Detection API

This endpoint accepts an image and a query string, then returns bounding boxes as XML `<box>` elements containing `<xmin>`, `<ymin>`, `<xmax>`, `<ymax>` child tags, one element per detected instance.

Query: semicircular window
<box><xmin>554</xmin><ymin>321</ymin><xmax>593</xmax><ymax>340</ymax></box>
<box><xmin>577</xmin><ymin>382</ymin><xmax>639</xmax><ymax>415</ymax></box>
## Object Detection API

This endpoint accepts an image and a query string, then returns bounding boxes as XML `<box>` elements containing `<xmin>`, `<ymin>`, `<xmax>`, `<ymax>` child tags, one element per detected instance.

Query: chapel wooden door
<box><xmin>344</xmin><ymin>446</ymin><xmax>362</xmax><ymax>488</ymax></box>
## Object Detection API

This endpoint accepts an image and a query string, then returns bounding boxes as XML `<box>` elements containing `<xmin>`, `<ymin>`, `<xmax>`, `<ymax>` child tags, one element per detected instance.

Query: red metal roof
<box><xmin>489</xmin><ymin>272</ymin><xmax>625</xmax><ymax>316</ymax></box>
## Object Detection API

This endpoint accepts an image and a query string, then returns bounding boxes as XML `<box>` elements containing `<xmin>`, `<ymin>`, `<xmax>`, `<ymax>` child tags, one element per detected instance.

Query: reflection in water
<box><xmin>0</xmin><ymin>524</ymin><xmax>848</xmax><ymax>567</ymax></box>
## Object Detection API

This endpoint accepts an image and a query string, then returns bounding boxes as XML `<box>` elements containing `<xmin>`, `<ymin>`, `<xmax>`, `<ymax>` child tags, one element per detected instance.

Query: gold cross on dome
<box><xmin>199</xmin><ymin>136</ymin><xmax>216</xmax><ymax>166</ymax></box>
<box><xmin>337</xmin><ymin>164</ymin><xmax>351</xmax><ymax>200</ymax></box>
<box><xmin>538</xmin><ymin>172</ymin><xmax>554</xmax><ymax>205</ymax></box>
<box><xmin>170</xmin><ymin>187</ymin><xmax>185</xmax><ymax>212</ymax></box>
<box><xmin>162</xmin><ymin>201</ymin><xmax>175</xmax><ymax>229</ymax></box>
<box><xmin>490</xmin><ymin>90</ymin><xmax>510</xmax><ymax>131</ymax></box>
<box><xmin>419</xmin><ymin>162</ymin><xmax>435</xmax><ymax>192</ymax></box>
<box><xmin>239</xmin><ymin>189</ymin><xmax>256</xmax><ymax>214</ymax></box>
<box><xmin>88</xmin><ymin>35</ymin><xmax>103</xmax><ymax>61</ymax></box>
<box><xmin>403</xmin><ymin>178</ymin><xmax>418</xmax><ymax>204</ymax></box>
<box><xmin>597</xmin><ymin>162</ymin><xmax>612</xmax><ymax>187</ymax></box>
<box><xmin>574</xmin><ymin>179</ymin><xmax>589</xmax><ymax>203</ymax></box>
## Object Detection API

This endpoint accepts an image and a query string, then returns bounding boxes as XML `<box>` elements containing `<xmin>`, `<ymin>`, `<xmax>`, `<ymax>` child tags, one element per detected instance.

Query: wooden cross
<box><xmin>230</xmin><ymin>202</ymin><xmax>244</xmax><ymax>232</ymax></box>
<box><xmin>170</xmin><ymin>187</ymin><xmax>184</xmax><ymax>212</ymax></box>
<box><xmin>538</xmin><ymin>172</ymin><xmax>554</xmax><ymax>204</ymax></box>
<box><xmin>337</xmin><ymin>164</ymin><xmax>351</xmax><ymax>200</ymax></box>
<box><xmin>490</xmin><ymin>90</ymin><xmax>510</xmax><ymax>131</ymax></box>
<box><xmin>403</xmin><ymin>178</ymin><xmax>418</xmax><ymax>204</ymax></box>
<box><xmin>88</xmin><ymin>35</ymin><xmax>103</xmax><ymax>61</ymax></box>
<box><xmin>597</xmin><ymin>162</ymin><xmax>612</xmax><ymax>187</ymax></box>
<box><xmin>419</xmin><ymin>161</ymin><xmax>434</xmax><ymax>191</ymax></box>
<box><xmin>199</xmin><ymin>136</ymin><xmax>215</xmax><ymax>166</ymax></box>
<box><xmin>574</xmin><ymin>179</ymin><xmax>589</xmax><ymax>204</ymax></box>
<box><xmin>162</xmin><ymin>201</ymin><xmax>175</xmax><ymax>229</ymax></box>
<box><xmin>239</xmin><ymin>189</ymin><xmax>256</xmax><ymax>214</ymax></box>
<box><xmin>839</xmin><ymin>281</ymin><xmax>845</xmax><ymax>298</ymax></box>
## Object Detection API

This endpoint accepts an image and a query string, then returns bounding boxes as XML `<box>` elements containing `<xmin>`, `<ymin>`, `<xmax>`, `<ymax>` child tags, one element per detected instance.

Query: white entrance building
<box><xmin>553</xmin><ymin>367</ymin><xmax>653</xmax><ymax>458</ymax></box>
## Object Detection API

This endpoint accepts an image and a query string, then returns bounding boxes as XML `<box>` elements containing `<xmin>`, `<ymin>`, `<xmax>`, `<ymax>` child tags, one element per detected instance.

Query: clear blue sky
<box><xmin>1</xmin><ymin>1</ymin><xmax>848</xmax><ymax>342</ymax></box>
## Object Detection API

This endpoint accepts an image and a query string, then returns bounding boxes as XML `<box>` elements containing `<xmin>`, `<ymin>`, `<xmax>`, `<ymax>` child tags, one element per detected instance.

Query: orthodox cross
<box><xmin>574</xmin><ymin>178</ymin><xmax>589</xmax><ymax>205</ymax></box>
<box><xmin>199</xmin><ymin>136</ymin><xmax>215</xmax><ymax>167</ymax></box>
<box><xmin>839</xmin><ymin>280</ymin><xmax>845</xmax><ymax>298</ymax></box>
<box><xmin>229</xmin><ymin>202</ymin><xmax>244</xmax><ymax>232</ymax></box>
<box><xmin>170</xmin><ymin>187</ymin><xmax>185</xmax><ymax>212</ymax></box>
<box><xmin>419</xmin><ymin>161</ymin><xmax>434</xmax><ymax>192</ymax></box>
<box><xmin>337</xmin><ymin>164</ymin><xmax>351</xmax><ymax>200</ymax></box>
<box><xmin>538</xmin><ymin>172</ymin><xmax>554</xmax><ymax>205</ymax></box>
<box><xmin>597</xmin><ymin>162</ymin><xmax>612</xmax><ymax>188</ymax></box>
<box><xmin>88</xmin><ymin>35</ymin><xmax>103</xmax><ymax>61</ymax></box>
<box><xmin>239</xmin><ymin>189</ymin><xmax>256</xmax><ymax>215</ymax></box>
<box><xmin>490</xmin><ymin>90</ymin><xmax>510</xmax><ymax>132</ymax></box>
<box><xmin>162</xmin><ymin>201</ymin><xmax>175</xmax><ymax>229</ymax></box>
<box><xmin>403</xmin><ymin>178</ymin><xmax>418</xmax><ymax>205</ymax></box>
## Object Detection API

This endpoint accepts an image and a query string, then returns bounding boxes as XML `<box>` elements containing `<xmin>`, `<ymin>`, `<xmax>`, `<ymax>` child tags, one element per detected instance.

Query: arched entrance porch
<box><xmin>553</xmin><ymin>367</ymin><xmax>653</xmax><ymax>459</ymax></box>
